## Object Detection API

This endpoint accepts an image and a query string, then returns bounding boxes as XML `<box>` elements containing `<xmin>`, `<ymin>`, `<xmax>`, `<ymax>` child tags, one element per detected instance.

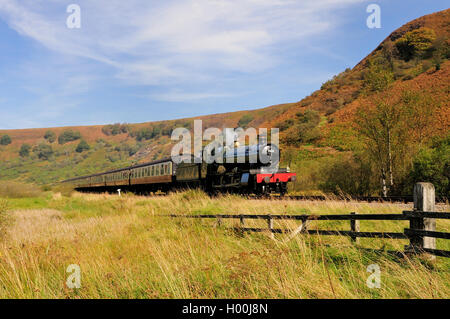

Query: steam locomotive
<box><xmin>62</xmin><ymin>143</ymin><xmax>296</xmax><ymax>195</ymax></box>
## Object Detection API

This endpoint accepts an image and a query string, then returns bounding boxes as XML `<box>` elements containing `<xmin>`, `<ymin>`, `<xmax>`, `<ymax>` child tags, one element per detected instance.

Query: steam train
<box><xmin>61</xmin><ymin>143</ymin><xmax>296</xmax><ymax>195</ymax></box>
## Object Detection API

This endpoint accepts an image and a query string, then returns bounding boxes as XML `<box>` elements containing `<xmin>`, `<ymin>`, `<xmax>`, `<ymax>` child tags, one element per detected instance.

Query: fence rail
<box><xmin>258</xmin><ymin>195</ymin><xmax>448</xmax><ymax>204</ymax></box>
<box><xmin>165</xmin><ymin>183</ymin><xmax>450</xmax><ymax>259</ymax></box>
<box><xmin>168</xmin><ymin>213</ymin><xmax>411</xmax><ymax>221</ymax></box>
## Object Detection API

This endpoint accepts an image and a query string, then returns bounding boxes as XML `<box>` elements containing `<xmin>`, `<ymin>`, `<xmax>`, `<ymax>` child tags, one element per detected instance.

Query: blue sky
<box><xmin>0</xmin><ymin>0</ymin><xmax>448</xmax><ymax>129</ymax></box>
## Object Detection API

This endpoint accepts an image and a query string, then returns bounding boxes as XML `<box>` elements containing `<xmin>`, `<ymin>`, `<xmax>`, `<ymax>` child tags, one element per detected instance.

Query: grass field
<box><xmin>0</xmin><ymin>189</ymin><xmax>449</xmax><ymax>299</ymax></box>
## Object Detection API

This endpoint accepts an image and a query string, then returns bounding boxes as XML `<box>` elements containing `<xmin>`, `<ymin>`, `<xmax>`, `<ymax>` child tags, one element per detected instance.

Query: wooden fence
<box><xmin>166</xmin><ymin>183</ymin><xmax>450</xmax><ymax>259</ymax></box>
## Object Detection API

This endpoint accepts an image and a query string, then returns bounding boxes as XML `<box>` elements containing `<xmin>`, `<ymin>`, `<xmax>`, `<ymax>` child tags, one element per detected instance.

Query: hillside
<box><xmin>0</xmin><ymin>9</ymin><xmax>449</xmax><ymax>195</ymax></box>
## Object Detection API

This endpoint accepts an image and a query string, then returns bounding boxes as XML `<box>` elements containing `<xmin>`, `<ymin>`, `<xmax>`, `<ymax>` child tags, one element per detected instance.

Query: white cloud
<box><xmin>0</xmin><ymin>0</ymin><xmax>363</xmax><ymax>87</ymax></box>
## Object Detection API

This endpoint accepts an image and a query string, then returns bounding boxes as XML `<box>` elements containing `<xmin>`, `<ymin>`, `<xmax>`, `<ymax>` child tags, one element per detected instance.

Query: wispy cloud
<box><xmin>0</xmin><ymin>0</ymin><xmax>366</xmax><ymax>128</ymax></box>
<box><xmin>0</xmin><ymin>0</ymin><xmax>363</xmax><ymax>85</ymax></box>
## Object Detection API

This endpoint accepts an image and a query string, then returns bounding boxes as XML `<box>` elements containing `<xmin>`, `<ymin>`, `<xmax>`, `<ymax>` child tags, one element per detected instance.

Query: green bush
<box><xmin>363</xmin><ymin>58</ymin><xmax>394</xmax><ymax>93</ymax></box>
<box><xmin>132</xmin><ymin>126</ymin><xmax>161</xmax><ymax>141</ymax></box>
<box><xmin>115</xmin><ymin>143</ymin><xmax>141</xmax><ymax>156</ymax></box>
<box><xmin>395</xmin><ymin>27</ymin><xmax>436</xmax><ymax>61</ymax></box>
<box><xmin>44</xmin><ymin>130</ymin><xmax>56</xmax><ymax>143</ymax></box>
<box><xmin>75</xmin><ymin>140</ymin><xmax>90</xmax><ymax>153</ymax></box>
<box><xmin>407</xmin><ymin>135</ymin><xmax>449</xmax><ymax>197</ymax></box>
<box><xmin>238</xmin><ymin>114</ymin><xmax>254</xmax><ymax>128</ymax></box>
<box><xmin>102</xmin><ymin>123</ymin><xmax>129</xmax><ymax>136</ymax></box>
<box><xmin>33</xmin><ymin>143</ymin><xmax>54</xmax><ymax>160</ymax></box>
<box><xmin>58</xmin><ymin>130</ymin><xmax>81</xmax><ymax>144</ymax></box>
<box><xmin>282</xmin><ymin>110</ymin><xmax>322</xmax><ymax>145</ymax></box>
<box><xmin>319</xmin><ymin>156</ymin><xmax>375</xmax><ymax>196</ymax></box>
<box><xmin>0</xmin><ymin>135</ymin><xmax>12</xmax><ymax>146</ymax></box>
<box><xmin>19</xmin><ymin>144</ymin><xmax>31</xmax><ymax>157</ymax></box>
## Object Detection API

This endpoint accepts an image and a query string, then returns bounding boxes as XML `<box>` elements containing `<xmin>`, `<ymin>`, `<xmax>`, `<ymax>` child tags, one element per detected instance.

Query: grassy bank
<box><xmin>0</xmin><ymin>190</ymin><xmax>449</xmax><ymax>298</ymax></box>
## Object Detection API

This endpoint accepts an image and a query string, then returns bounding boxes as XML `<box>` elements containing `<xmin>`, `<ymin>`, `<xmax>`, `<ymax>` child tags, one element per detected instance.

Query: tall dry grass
<box><xmin>0</xmin><ymin>181</ymin><xmax>43</xmax><ymax>198</ymax></box>
<box><xmin>0</xmin><ymin>199</ymin><xmax>12</xmax><ymax>241</ymax></box>
<box><xmin>0</xmin><ymin>191</ymin><xmax>448</xmax><ymax>298</ymax></box>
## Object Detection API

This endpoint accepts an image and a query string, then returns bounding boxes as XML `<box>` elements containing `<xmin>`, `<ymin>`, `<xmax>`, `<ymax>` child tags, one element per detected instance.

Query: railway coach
<box><xmin>62</xmin><ymin>143</ymin><xmax>296</xmax><ymax>196</ymax></box>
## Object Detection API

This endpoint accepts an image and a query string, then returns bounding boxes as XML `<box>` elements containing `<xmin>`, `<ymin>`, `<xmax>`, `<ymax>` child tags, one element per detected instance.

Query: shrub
<box><xmin>132</xmin><ymin>126</ymin><xmax>164</xmax><ymax>141</ymax></box>
<box><xmin>238</xmin><ymin>114</ymin><xmax>254</xmax><ymax>128</ymax></box>
<box><xmin>395</xmin><ymin>27</ymin><xmax>436</xmax><ymax>61</ymax></box>
<box><xmin>75</xmin><ymin>140</ymin><xmax>90</xmax><ymax>153</ymax></box>
<box><xmin>363</xmin><ymin>59</ymin><xmax>394</xmax><ymax>93</ymax></box>
<box><xmin>0</xmin><ymin>135</ymin><xmax>12</xmax><ymax>145</ymax></box>
<box><xmin>116</xmin><ymin>143</ymin><xmax>141</xmax><ymax>156</ymax></box>
<box><xmin>33</xmin><ymin>143</ymin><xmax>54</xmax><ymax>160</ymax></box>
<box><xmin>19</xmin><ymin>144</ymin><xmax>31</xmax><ymax>157</ymax></box>
<box><xmin>319</xmin><ymin>154</ymin><xmax>375</xmax><ymax>196</ymax></box>
<box><xmin>283</xmin><ymin>110</ymin><xmax>321</xmax><ymax>145</ymax></box>
<box><xmin>44</xmin><ymin>130</ymin><xmax>56</xmax><ymax>143</ymax></box>
<box><xmin>407</xmin><ymin>135</ymin><xmax>449</xmax><ymax>196</ymax></box>
<box><xmin>277</xmin><ymin>119</ymin><xmax>294</xmax><ymax>132</ymax></box>
<box><xmin>102</xmin><ymin>123</ymin><xmax>129</xmax><ymax>136</ymax></box>
<box><xmin>58</xmin><ymin>130</ymin><xmax>81</xmax><ymax>144</ymax></box>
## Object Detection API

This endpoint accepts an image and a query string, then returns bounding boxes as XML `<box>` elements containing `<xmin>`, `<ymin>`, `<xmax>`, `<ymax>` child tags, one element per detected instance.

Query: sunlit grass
<box><xmin>0</xmin><ymin>191</ymin><xmax>448</xmax><ymax>298</ymax></box>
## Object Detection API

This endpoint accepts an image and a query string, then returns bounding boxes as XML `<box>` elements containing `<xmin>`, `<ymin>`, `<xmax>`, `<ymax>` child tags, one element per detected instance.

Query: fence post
<box><xmin>350</xmin><ymin>212</ymin><xmax>360</xmax><ymax>243</ymax></box>
<box><xmin>240</xmin><ymin>215</ymin><xmax>245</xmax><ymax>230</ymax></box>
<box><xmin>267</xmin><ymin>215</ymin><xmax>274</xmax><ymax>239</ymax></box>
<box><xmin>407</xmin><ymin>183</ymin><xmax>436</xmax><ymax>259</ymax></box>
<box><xmin>217</xmin><ymin>215</ymin><xmax>222</xmax><ymax>227</ymax></box>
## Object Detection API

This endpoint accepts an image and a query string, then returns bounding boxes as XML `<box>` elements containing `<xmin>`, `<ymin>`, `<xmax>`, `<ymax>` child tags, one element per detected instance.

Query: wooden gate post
<box><xmin>267</xmin><ymin>215</ymin><xmax>274</xmax><ymax>239</ymax></box>
<box><xmin>407</xmin><ymin>183</ymin><xmax>436</xmax><ymax>258</ymax></box>
<box><xmin>350</xmin><ymin>212</ymin><xmax>360</xmax><ymax>243</ymax></box>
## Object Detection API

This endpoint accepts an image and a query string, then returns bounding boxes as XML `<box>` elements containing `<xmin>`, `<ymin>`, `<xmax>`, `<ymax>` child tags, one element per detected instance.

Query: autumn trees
<box><xmin>356</xmin><ymin>91</ymin><xmax>437</xmax><ymax>196</ymax></box>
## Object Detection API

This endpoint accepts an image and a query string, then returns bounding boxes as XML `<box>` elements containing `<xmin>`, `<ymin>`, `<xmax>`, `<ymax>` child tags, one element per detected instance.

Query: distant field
<box><xmin>0</xmin><ymin>190</ymin><xmax>449</xmax><ymax>298</ymax></box>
